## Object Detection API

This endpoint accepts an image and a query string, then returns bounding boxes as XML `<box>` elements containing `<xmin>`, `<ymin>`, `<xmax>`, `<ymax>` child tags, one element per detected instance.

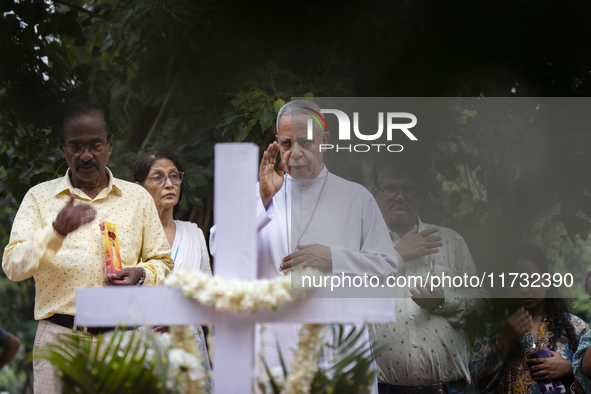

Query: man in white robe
<box><xmin>211</xmin><ymin>100</ymin><xmax>398</xmax><ymax>391</ymax></box>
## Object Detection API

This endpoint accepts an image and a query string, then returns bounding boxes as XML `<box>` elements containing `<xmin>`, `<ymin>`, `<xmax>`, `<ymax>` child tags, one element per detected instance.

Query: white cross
<box><xmin>76</xmin><ymin>143</ymin><xmax>395</xmax><ymax>393</ymax></box>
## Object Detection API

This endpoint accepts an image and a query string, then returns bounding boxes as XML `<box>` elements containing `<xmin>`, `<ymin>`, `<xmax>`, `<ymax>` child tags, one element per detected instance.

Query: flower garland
<box><xmin>166</xmin><ymin>326</ymin><xmax>208</xmax><ymax>394</ymax></box>
<box><xmin>164</xmin><ymin>268</ymin><xmax>325</xmax><ymax>393</ymax></box>
<box><xmin>257</xmin><ymin>324</ymin><xmax>326</xmax><ymax>394</ymax></box>
<box><xmin>164</xmin><ymin>269</ymin><xmax>318</xmax><ymax>313</ymax></box>
<box><xmin>283</xmin><ymin>324</ymin><xmax>325</xmax><ymax>394</ymax></box>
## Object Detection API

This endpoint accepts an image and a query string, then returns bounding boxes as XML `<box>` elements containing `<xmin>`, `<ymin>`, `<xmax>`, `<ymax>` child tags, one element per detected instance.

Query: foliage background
<box><xmin>1</xmin><ymin>0</ymin><xmax>591</xmax><ymax>392</ymax></box>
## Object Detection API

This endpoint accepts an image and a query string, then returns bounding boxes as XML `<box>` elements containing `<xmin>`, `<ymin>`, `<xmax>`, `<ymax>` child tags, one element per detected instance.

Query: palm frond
<box><xmin>261</xmin><ymin>356</ymin><xmax>283</xmax><ymax>394</ymax></box>
<box><xmin>313</xmin><ymin>324</ymin><xmax>381</xmax><ymax>394</ymax></box>
<box><xmin>37</xmin><ymin>328</ymin><xmax>167</xmax><ymax>394</ymax></box>
<box><xmin>261</xmin><ymin>323</ymin><xmax>382</xmax><ymax>394</ymax></box>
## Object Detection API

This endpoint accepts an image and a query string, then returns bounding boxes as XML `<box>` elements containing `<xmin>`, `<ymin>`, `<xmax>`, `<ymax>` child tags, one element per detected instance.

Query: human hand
<box><xmin>105</xmin><ymin>267</ymin><xmax>144</xmax><ymax>286</ymax></box>
<box><xmin>410</xmin><ymin>283</ymin><xmax>444</xmax><ymax>310</ymax></box>
<box><xmin>394</xmin><ymin>225</ymin><xmax>442</xmax><ymax>262</ymax></box>
<box><xmin>280</xmin><ymin>244</ymin><xmax>332</xmax><ymax>273</ymax></box>
<box><xmin>499</xmin><ymin>308</ymin><xmax>532</xmax><ymax>346</ymax></box>
<box><xmin>259</xmin><ymin>142</ymin><xmax>287</xmax><ymax>208</ymax></box>
<box><xmin>53</xmin><ymin>194</ymin><xmax>96</xmax><ymax>236</ymax></box>
<box><xmin>528</xmin><ymin>350</ymin><xmax>572</xmax><ymax>380</ymax></box>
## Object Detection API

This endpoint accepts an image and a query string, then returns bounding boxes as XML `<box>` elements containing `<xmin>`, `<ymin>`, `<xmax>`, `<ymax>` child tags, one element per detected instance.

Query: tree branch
<box><xmin>140</xmin><ymin>70</ymin><xmax>181</xmax><ymax>150</ymax></box>
<box><xmin>52</xmin><ymin>0</ymin><xmax>107</xmax><ymax>20</ymax></box>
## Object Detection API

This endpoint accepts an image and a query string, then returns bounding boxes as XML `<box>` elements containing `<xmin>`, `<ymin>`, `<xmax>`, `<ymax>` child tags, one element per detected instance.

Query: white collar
<box><xmin>286</xmin><ymin>165</ymin><xmax>328</xmax><ymax>187</ymax></box>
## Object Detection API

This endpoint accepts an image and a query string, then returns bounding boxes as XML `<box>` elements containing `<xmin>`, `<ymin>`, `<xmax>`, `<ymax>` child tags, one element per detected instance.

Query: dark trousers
<box><xmin>378</xmin><ymin>380</ymin><xmax>466</xmax><ymax>394</ymax></box>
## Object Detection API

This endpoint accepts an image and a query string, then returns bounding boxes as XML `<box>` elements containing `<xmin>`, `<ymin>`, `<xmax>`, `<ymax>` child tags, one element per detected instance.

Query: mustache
<box><xmin>391</xmin><ymin>203</ymin><xmax>410</xmax><ymax>210</ymax></box>
<box><xmin>77</xmin><ymin>161</ymin><xmax>98</xmax><ymax>170</ymax></box>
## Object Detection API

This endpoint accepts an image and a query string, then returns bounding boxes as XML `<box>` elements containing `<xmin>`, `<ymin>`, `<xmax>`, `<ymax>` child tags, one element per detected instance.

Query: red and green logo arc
<box><xmin>302</xmin><ymin>107</ymin><xmax>329</xmax><ymax>132</ymax></box>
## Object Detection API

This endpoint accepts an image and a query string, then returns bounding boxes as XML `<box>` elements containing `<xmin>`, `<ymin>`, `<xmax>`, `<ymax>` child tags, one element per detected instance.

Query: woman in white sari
<box><xmin>133</xmin><ymin>149</ymin><xmax>212</xmax><ymax>392</ymax></box>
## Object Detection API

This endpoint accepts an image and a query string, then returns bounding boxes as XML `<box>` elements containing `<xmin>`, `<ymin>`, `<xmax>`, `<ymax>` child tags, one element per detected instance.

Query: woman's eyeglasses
<box><xmin>147</xmin><ymin>172</ymin><xmax>184</xmax><ymax>187</ymax></box>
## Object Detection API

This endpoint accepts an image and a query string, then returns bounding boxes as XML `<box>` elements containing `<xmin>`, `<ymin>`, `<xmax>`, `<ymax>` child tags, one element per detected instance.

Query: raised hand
<box><xmin>497</xmin><ymin>308</ymin><xmax>532</xmax><ymax>360</ymax></box>
<box><xmin>394</xmin><ymin>225</ymin><xmax>442</xmax><ymax>262</ymax></box>
<box><xmin>500</xmin><ymin>308</ymin><xmax>532</xmax><ymax>343</ymax></box>
<box><xmin>53</xmin><ymin>194</ymin><xmax>96</xmax><ymax>236</ymax></box>
<box><xmin>259</xmin><ymin>142</ymin><xmax>287</xmax><ymax>208</ymax></box>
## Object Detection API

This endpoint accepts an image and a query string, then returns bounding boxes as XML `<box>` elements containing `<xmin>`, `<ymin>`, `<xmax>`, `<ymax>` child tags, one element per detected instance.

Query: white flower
<box><xmin>159</xmin><ymin>332</ymin><xmax>172</xmax><ymax>350</ymax></box>
<box><xmin>164</xmin><ymin>267</ymin><xmax>321</xmax><ymax>313</ymax></box>
<box><xmin>270</xmin><ymin>366</ymin><xmax>286</xmax><ymax>384</ymax></box>
<box><xmin>168</xmin><ymin>349</ymin><xmax>202</xmax><ymax>380</ymax></box>
<box><xmin>145</xmin><ymin>348</ymin><xmax>155</xmax><ymax>363</ymax></box>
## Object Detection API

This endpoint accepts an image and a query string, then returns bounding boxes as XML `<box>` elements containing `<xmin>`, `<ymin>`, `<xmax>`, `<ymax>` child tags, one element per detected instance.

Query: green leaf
<box><xmin>217</xmin><ymin>114</ymin><xmax>243</xmax><ymax>128</ymax></box>
<box><xmin>273</xmin><ymin>99</ymin><xmax>286</xmax><ymax>114</ymax></box>
<box><xmin>259</xmin><ymin>104</ymin><xmax>274</xmax><ymax>132</ymax></box>
<box><xmin>235</xmin><ymin>119</ymin><xmax>256</xmax><ymax>142</ymax></box>
<box><xmin>261</xmin><ymin>357</ymin><xmax>282</xmax><ymax>394</ymax></box>
<box><xmin>37</xmin><ymin>328</ymin><xmax>166</xmax><ymax>394</ymax></box>
<box><xmin>230</xmin><ymin>92</ymin><xmax>249</xmax><ymax>107</ymax></box>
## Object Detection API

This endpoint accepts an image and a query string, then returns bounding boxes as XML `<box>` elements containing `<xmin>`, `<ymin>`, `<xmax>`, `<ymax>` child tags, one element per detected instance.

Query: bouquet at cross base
<box><xmin>37</xmin><ymin>325</ymin><xmax>208</xmax><ymax>394</ymax></box>
<box><xmin>38</xmin><ymin>323</ymin><xmax>380</xmax><ymax>393</ymax></box>
<box><xmin>258</xmin><ymin>324</ymin><xmax>383</xmax><ymax>394</ymax></box>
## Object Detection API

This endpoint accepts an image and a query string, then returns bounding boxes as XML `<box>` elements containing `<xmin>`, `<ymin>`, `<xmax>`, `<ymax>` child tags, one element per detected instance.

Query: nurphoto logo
<box><xmin>305</xmin><ymin>108</ymin><xmax>418</xmax><ymax>153</ymax></box>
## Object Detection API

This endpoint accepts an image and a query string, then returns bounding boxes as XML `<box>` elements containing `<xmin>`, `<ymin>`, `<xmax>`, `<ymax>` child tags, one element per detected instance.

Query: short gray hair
<box><xmin>276</xmin><ymin>100</ymin><xmax>324</xmax><ymax>135</ymax></box>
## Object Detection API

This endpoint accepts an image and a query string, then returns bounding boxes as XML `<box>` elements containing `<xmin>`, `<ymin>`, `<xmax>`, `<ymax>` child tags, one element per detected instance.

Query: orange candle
<box><xmin>99</xmin><ymin>221</ymin><xmax>122</xmax><ymax>274</ymax></box>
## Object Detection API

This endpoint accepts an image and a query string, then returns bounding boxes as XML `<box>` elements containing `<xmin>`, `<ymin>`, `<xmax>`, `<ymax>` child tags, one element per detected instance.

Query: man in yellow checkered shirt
<box><xmin>1</xmin><ymin>102</ymin><xmax>174</xmax><ymax>393</ymax></box>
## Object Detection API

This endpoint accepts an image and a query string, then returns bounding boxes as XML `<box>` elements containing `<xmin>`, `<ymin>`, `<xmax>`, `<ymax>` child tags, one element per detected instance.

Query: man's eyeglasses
<box><xmin>64</xmin><ymin>142</ymin><xmax>108</xmax><ymax>156</ymax></box>
<box><xmin>376</xmin><ymin>185</ymin><xmax>419</xmax><ymax>198</ymax></box>
<box><xmin>147</xmin><ymin>172</ymin><xmax>184</xmax><ymax>187</ymax></box>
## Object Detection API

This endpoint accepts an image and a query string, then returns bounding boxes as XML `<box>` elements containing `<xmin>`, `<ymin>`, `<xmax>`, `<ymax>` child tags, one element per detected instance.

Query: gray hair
<box><xmin>276</xmin><ymin>100</ymin><xmax>324</xmax><ymax>135</ymax></box>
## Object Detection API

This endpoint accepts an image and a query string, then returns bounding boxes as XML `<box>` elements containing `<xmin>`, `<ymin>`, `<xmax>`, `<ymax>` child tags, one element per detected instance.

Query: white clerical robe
<box><xmin>211</xmin><ymin>165</ymin><xmax>398</xmax><ymax>392</ymax></box>
<box><xmin>255</xmin><ymin>165</ymin><xmax>397</xmax><ymax>279</ymax></box>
